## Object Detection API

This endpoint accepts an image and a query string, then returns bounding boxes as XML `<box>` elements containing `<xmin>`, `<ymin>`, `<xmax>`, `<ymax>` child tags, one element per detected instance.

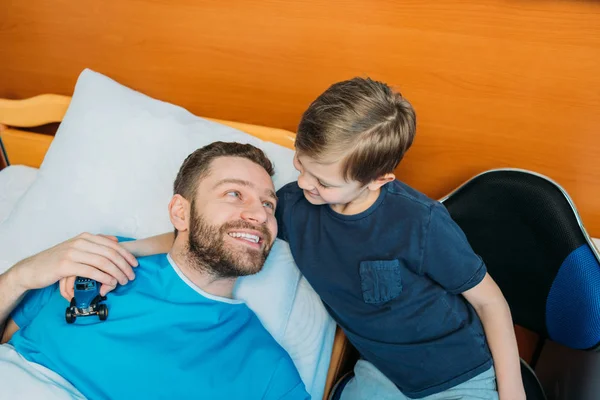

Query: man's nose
<box><xmin>240</xmin><ymin>201</ymin><xmax>268</xmax><ymax>224</ymax></box>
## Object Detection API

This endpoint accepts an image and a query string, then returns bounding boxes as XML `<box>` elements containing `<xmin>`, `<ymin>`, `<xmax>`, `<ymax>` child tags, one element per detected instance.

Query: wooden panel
<box><xmin>0</xmin><ymin>120</ymin><xmax>295</xmax><ymax>170</ymax></box>
<box><xmin>324</xmin><ymin>327</ymin><xmax>359</xmax><ymax>395</ymax></box>
<box><xmin>0</xmin><ymin>95</ymin><xmax>296</xmax><ymax>149</ymax></box>
<box><xmin>0</xmin><ymin>128</ymin><xmax>53</xmax><ymax>168</ymax></box>
<box><xmin>2</xmin><ymin>1</ymin><xmax>600</xmax><ymax>235</ymax></box>
<box><xmin>208</xmin><ymin>118</ymin><xmax>296</xmax><ymax>149</ymax></box>
<box><xmin>0</xmin><ymin>95</ymin><xmax>70</xmax><ymax>127</ymax></box>
<box><xmin>514</xmin><ymin>325</ymin><xmax>540</xmax><ymax>365</ymax></box>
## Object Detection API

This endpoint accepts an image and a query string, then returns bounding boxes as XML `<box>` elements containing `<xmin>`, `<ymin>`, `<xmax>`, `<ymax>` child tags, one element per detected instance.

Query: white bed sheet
<box><xmin>0</xmin><ymin>166</ymin><xmax>39</xmax><ymax>224</ymax></box>
<box><xmin>0</xmin><ymin>344</ymin><xmax>85</xmax><ymax>399</ymax></box>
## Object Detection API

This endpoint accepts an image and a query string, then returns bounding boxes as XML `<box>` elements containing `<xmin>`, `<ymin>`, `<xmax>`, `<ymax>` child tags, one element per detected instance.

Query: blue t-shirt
<box><xmin>9</xmin><ymin>253</ymin><xmax>309</xmax><ymax>400</ymax></box>
<box><xmin>276</xmin><ymin>181</ymin><xmax>492</xmax><ymax>398</ymax></box>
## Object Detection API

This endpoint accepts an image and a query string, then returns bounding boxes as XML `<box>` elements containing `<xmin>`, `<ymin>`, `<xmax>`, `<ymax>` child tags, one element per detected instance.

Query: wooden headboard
<box><xmin>2</xmin><ymin>0</ymin><xmax>600</xmax><ymax>238</ymax></box>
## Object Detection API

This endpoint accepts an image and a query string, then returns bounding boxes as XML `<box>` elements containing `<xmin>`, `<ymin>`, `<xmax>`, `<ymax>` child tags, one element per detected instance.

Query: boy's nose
<box><xmin>297</xmin><ymin>174</ymin><xmax>315</xmax><ymax>191</ymax></box>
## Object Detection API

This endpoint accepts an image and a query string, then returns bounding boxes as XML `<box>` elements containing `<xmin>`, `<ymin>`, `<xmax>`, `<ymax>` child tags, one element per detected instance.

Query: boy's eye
<box><xmin>262</xmin><ymin>201</ymin><xmax>275</xmax><ymax>210</ymax></box>
<box><xmin>317</xmin><ymin>180</ymin><xmax>330</xmax><ymax>189</ymax></box>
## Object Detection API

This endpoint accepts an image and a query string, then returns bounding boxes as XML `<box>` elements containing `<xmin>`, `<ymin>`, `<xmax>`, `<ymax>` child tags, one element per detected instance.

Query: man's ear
<box><xmin>169</xmin><ymin>194</ymin><xmax>190</xmax><ymax>233</ymax></box>
<box><xmin>367</xmin><ymin>173</ymin><xmax>395</xmax><ymax>191</ymax></box>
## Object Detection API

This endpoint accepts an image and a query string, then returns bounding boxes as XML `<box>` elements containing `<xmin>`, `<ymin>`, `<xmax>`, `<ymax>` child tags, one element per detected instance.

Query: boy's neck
<box><xmin>329</xmin><ymin>187</ymin><xmax>382</xmax><ymax>215</ymax></box>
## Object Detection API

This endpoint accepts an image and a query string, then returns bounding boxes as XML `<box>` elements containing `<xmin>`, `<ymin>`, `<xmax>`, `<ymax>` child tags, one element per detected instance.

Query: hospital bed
<box><xmin>0</xmin><ymin>73</ymin><xmax>352</xmax><ymax>399</ymax></box>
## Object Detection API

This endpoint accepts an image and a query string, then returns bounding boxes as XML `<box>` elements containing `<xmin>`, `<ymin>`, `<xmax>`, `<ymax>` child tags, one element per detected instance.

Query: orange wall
<box><xmin>1</xmin><ymin>0</ymin><xmax>600</xmax><ymax>234</ymax></box>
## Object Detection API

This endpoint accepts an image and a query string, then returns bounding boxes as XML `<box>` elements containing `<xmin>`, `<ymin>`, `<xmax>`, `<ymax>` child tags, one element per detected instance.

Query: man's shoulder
<box><xmin>131</xmin><ymin>253</ymin><xmax>170</xmax><ymax>277</ymax></box>
<box><xmin>241</xmin><ymin>316</ymin><xmax>307</xmax><ymax>398</ymax></box>
<box><xmin>239</xmin><ymin>318</ymin><xmax>308</xmax><ymax>398</ymax></box>
<box><xmin>236</xmin><ymin>309</ymin><xmax>294</xmax><ymax>358</ymax></box>
<box><xmin>110</xmin><ymin>254</ymin><xmax>171</xmax><ymax>296</ymax></box>
<box><xmin>241</xmin><ymin>312</ymin><xmax>289</xmax><ymax>354</ymax></box>
<box><xmin>136</xmin><ymin>253</ymin><xmax>169</xmax><ymax>267</ymax></box>
<box><xmin>115</xmin><ymin>236</ymin><xmax>170</xmax><ymax>270</ymax></box>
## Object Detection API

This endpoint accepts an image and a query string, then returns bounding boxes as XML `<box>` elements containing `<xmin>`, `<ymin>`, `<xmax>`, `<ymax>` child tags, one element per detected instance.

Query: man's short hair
<box><xmin>296</xmin><ymin>77</ymin><xmax>416</xmax><ymax>185</ymax></box>
<box><xmin>173</xmin><ymin>141</ymin><xmax>274</xmax><ymax>201</ymax></box>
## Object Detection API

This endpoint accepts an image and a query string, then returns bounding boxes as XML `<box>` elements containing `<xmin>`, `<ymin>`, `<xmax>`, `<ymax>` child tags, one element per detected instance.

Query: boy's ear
<box><xmin>169</xmin><ymin>194</ymin><xmax>190</xmax><ymax>233</ymax></box>
<box><xmin>367</xmin><ymin>173</ymin><xmax>395</xmax><ymax>191</ymax></box>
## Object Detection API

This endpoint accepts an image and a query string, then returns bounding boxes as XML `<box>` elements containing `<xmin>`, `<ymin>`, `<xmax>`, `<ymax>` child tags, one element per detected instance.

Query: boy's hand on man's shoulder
<box><xmin>8</xmin><ymin>233</ymin><xmax>138</xmax><ymax>299</ymax></box>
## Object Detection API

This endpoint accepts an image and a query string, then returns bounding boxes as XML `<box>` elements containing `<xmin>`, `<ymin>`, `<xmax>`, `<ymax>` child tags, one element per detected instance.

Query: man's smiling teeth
<box><xmin>228</xmin><ymin>232</ymin><xmax>260</xmax><ymax>243</ymax></box>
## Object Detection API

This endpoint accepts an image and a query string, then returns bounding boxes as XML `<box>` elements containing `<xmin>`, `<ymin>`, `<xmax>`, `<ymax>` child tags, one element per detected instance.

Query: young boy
<box><xmin>273</xmin><ymin>79</ymin><xmax>523</xmax><ymax>400</ymax></box>
<box><xmin>70</xmin><ymin>78</ymin><xmax>525</xmax><ymax>399</ymax></box>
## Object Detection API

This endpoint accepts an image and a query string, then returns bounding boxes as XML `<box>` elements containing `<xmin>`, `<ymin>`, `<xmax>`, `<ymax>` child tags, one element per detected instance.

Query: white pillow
<box><xmin>0</xmin><ymin>69</ymin><xmax>299</xmax><ymax>263</ymax></box>
<box><xmin>0</xmin><ymin>69</ymin><xmax>334</xmax><ymax>399</ymax></box>
<box><xmin>0</xmin><ymin>166</ymin><xmax>38</xmax><ymax>224</ymax></box>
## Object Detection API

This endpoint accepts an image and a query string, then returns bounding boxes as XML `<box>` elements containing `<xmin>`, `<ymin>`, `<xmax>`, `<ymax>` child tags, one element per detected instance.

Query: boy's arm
<box><xmin>462</xmin><ymin>273</ymin><xmax>526</xmax><ymax>400</ymax></box>
<box><xmin>119</xmin><ymin>232</ymin><xmax>174</xmax><ymax>257</ymax></box>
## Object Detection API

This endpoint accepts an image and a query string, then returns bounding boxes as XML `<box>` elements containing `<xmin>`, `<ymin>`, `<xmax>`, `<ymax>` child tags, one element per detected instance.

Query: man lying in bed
<box><xmin>0</xmin><ymin>142</ymin><xmax>309</xmax><ymax>399</ymax></box>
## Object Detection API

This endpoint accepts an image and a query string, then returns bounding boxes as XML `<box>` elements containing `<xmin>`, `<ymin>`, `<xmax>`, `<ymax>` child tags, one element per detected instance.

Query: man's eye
<box><xmin>263</xmin><ymin>201</ymin><xmax>275</xmax><ymax>210</ymax></box>
<box><xmin>226</xmin><ymin>191</ymin><xmax>241</xmax><ymax>198</ymax></box>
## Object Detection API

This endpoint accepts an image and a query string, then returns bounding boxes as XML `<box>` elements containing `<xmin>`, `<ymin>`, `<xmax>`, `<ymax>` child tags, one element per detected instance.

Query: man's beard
<box><xmin>186</xmin><ymin>205</ymin><xmax>273</xmax><ymax>279</ymax></box>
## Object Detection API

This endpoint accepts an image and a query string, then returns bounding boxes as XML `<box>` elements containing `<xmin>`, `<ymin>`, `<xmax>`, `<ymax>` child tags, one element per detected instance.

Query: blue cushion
<box><xmin>546</xmin><ymin>244</ymin><xmax>600</xmax><ymax>349</ymax></box>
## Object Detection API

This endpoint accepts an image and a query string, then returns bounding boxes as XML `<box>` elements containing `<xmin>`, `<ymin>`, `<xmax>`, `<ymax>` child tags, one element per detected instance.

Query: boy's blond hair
<box><xmin>296</xmin><ymin>78</ymin><xmax>416</xmax><ymax>185</ymax></box>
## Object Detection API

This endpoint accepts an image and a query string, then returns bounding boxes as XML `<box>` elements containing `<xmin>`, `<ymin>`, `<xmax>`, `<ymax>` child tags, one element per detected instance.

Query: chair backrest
<box><xmin>441</xmin><ymin>169</ymin><xmax>600</xmax><ymax>350</ymax></box>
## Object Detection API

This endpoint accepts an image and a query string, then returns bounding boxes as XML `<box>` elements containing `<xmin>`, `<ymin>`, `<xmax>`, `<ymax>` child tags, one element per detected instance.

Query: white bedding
<box><xmin>0</xmin><ymin>166</ymin><xmax>38</xmax><ymax>224</ymax></box>
<box><xmin>0</xmin><ymin>70</ymin><xmax>335</xmax><ymax>400</ymax></box>
<box><xmin>0</xmin><ymin>166</ymin><xmax>85</xmax><ymax>398</ymax></box>
<box><xmin>0</xmin><ymin>344</ymin><xmax>85</xmax><ymax>400</ymax></box>
<box><xmin>0</xmin><ymin>164</ymin><xmax>335</xmax><ymax>399</ymax></box>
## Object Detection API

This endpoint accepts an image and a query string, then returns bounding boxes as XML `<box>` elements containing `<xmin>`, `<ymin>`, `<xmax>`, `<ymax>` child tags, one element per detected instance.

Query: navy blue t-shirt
<box><xmin>276</xmin><ymin>180</ymin><xmax>492</xmax><ymax>398</ymax></box>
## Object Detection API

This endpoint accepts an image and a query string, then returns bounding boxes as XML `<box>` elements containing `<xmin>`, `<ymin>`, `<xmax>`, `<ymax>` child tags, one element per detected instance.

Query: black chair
<box><xmin>441</xmin><ymin>169</ymin><xmax>600</xmax><ymax>400</ymax></box>
<box><xmin>328</xmin><ymin>169</ymin><xmax>600</xmax><ymax>400</ymax></box>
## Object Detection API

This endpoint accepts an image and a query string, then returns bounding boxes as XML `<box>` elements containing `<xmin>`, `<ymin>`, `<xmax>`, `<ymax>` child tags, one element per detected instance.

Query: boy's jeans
<box><xmin>340</xmin><ymin>359</ymin><xmax>499</xmax><ymax>400</ymax></box>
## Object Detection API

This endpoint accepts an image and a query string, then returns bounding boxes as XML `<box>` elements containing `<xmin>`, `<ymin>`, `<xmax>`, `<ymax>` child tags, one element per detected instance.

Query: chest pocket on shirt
<box><xmin>359</xmin><ymin>260</ymin><xmax>402</xmax><ymax>304</ymax></box>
